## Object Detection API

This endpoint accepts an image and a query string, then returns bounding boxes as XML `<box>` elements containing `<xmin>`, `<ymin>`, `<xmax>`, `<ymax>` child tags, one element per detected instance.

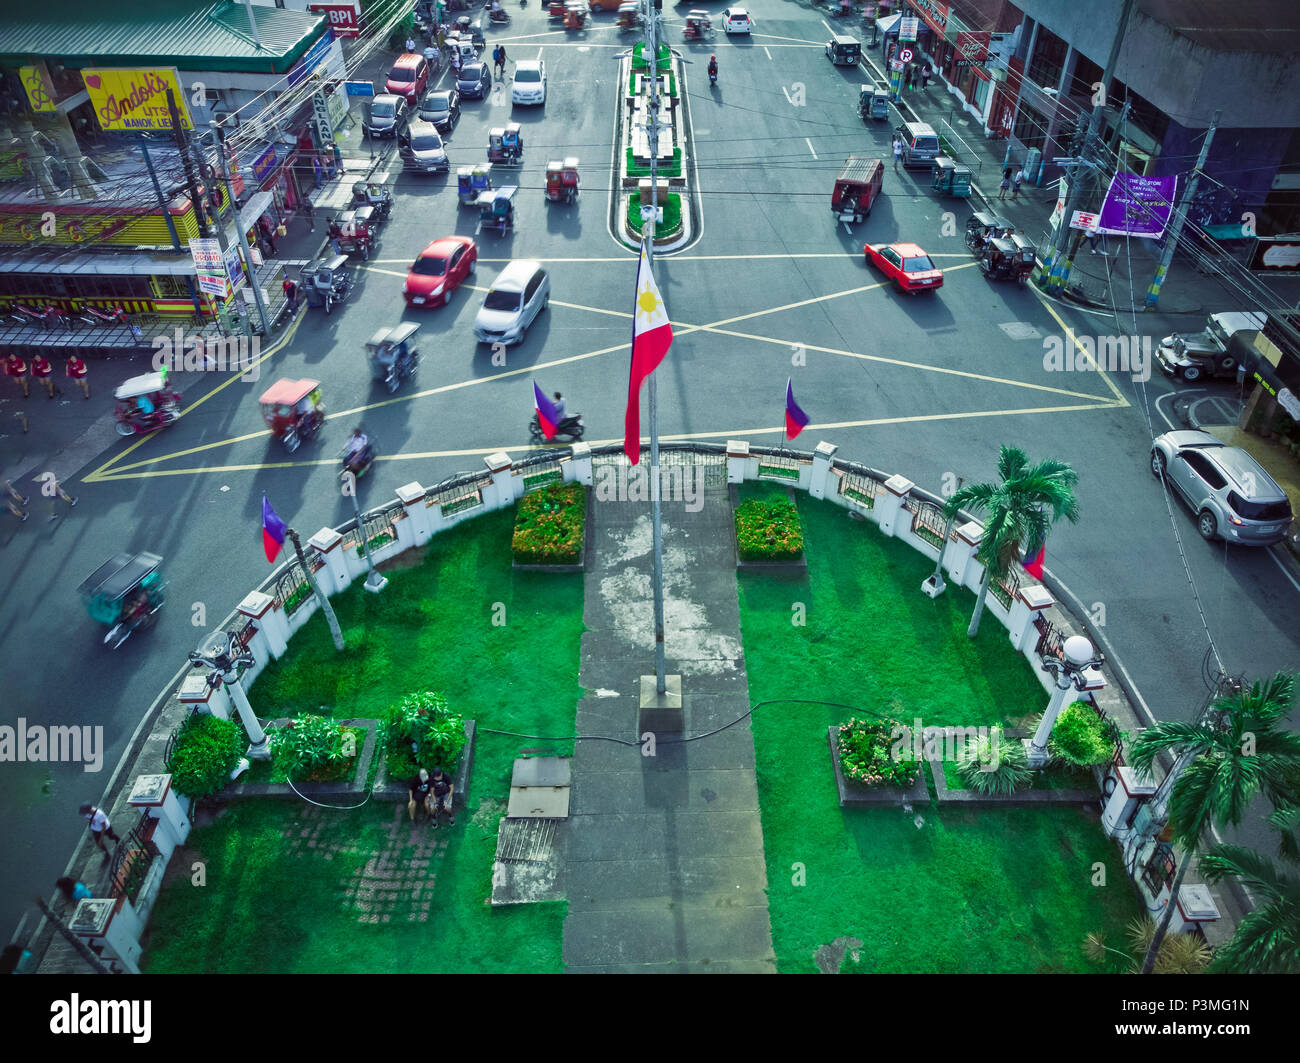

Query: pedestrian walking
<box><xmin>999</xmin><ymin>166</ymin><xmax>1011</xmax><ymax>200</ymax></box>
<box><xmin>892</xmin><ymin>135</ymin><xmax>903</xmax><ymax>172</ymax></box>
<box><xmin>56</xmin><ymin>877</ymin><xmax>92</xmax><ymax>904</ymax></box>
<box><xmin>493</xmin><ymin>45</ymin><xmax>505</xmax><ymax>78</ymax></box>
<box><xmin>303</xmin><ymin>199</ymin><xmax>316</xmax><ymax>233</ymax></box>
<box><xmin>259</xmin><ymin>216</ymin><xmax>277</xmax><ymax>256</ymax></box>
<box><xmin>406</xmin><ymin>35</ymin><xmax>417</xmax><ymax>54</ymax></box>
<box><xmin>3</xmin><ymin>480</ymin><xmax>28</xmax><ymax>523</ymax></box>
<box><xmin>44</xmin><ymin>475</ymin><xmax>77</xmax><ymax>521</ymax></box>
<box><xmin>5</xmin><ymin>352</ymin><xmax>30</xmax><ymax>398</ymax></box>
<box><xmin>282</xmin><ymin>276</ymin><xmax>299</xmax><ymax>310</ymax></box>
<box><xmin>79</xmin><ymin>803</ymin><xmax>120</xmax><ymax>856</ymax></box>
<box><xmin>1012</xmin><ymin>167</ymin><xmax>1024</xmax><ymax>200</ymax></box>
<box><xmin>30</xmin><ymin>352</ymin><xmax>59</xmax><ymax>399</ymax></box>
<box><xmin>65</xmin><ymin>354</ymin><xmax>90</xmax><ymax>399</ymax></box>
<box><xmin>328</xmin><ymin>216</ymin><xmax>343</xmax><ymax>255</ymax></box>
<box><xmin>921</xmin><ymin>66</ymin><xmax>931</xmax><ymax>89</ymax></box>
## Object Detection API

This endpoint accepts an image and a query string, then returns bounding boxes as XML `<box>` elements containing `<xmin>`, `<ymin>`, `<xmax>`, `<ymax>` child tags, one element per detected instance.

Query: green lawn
<box><xmin>143</xmin><ymin>508</ymin><xmax>584</xmax><ymax>972</ymax></box>
<box><xmin>736</xmin><ymin>487</ymin><xmax>1140</xmax><ymax>972</ymax></box>
<box><xmin>626</xmin><ymin>192</ymin><xmax>682</xmax><ymax>238</ymax></box>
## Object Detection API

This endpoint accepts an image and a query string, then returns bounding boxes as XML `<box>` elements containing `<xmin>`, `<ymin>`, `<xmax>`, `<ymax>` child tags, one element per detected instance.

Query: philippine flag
<box><xmin>784</xmin><ymin>378</ymin><xmax>810</xmax><ymax>440</ymax></box>
<box><xmin>1021</xmin><ymin>530</ymin><xmax>1046</xmax><ymax>580</ymax></box>
<box><xmin>262</xmin><ymin>495</ymin><xmax>287</xmax><ymax>563</ymax></box>
<box><xmin>533</xmin><ymin>381</ymin><xmax>560</xmax><ymax>440</ymax></box>
<box><xmin>624</xmin><ymin>243</ymin><xmax>673</xmax><ymax>464</ymax></box>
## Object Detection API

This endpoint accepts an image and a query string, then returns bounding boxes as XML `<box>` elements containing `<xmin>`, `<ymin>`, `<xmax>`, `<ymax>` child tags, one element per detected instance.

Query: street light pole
<box><xmin>1145</xmin><ymin>109</ymin><xmax>1220</xmax><ymax>308</ymax></box>
<box><xmin>209</xmin><ymin>119</ymin><xmax>272</xmax><ymax>337</ymax></box>
<box><xmin>344</xmin><ymin>472</ymin><xmax>389</xmax><ymax>593</ymax></box>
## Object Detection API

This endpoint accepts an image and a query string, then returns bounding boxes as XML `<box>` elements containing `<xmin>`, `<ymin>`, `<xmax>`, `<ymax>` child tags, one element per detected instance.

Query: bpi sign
<box><xmin>309</xmin><ymin>3</ymin><xmax>360</xmax><ymax>39</ymax></box>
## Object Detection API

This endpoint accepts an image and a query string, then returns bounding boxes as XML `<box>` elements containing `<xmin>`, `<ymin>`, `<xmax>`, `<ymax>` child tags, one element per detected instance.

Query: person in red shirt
<box><xmin>65</xmin><ymin>354</ymin><xmax>89</xmax><ymax>398</ymax></box>
<box><xmin>5</xmin><ymin>353</ymin><xmax>29</xmax><ymax>398</ymax></box>
<box><xmin>31</xmin><ymin>352</ymin><xmax>58</xmax><ymax>399</ymax></box>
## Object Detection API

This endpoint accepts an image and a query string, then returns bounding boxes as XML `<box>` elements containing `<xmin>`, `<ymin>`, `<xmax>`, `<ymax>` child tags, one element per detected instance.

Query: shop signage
<box><xmin>1096</xmin><ymin>173</ymin><xmax>1178</xmax><ymax>238</ymax></box>
<box><xmin>224</xmin><ymin>245</ymin><xmax>246</xmax><ymax>292</ymax></box>
<box><xmin>190</xmin><ymin>237</ymin><xmax>230</xmax><ymax>298</ymax></box>
<box><xmin>308</xmin><ymin>3</ymin><xmax>360</xmax><ymax>38</ymax></box>
<box><xmin>1279</xmin><ymin>388</ymin><xmax>1300</xmax><ymax>419</ymax></box>
<box><xmin>345</xmin><ymin>80</ymin><xmax>375</xmax><ymax>97</ymax></box>
<box><xmin>907</xmin><ymin>0</ymin><xmax>948</xmax><ymax>37</ymax></box>
<box><xmin>1049</xmin><ymin>178</ymin><xmax>1069</xmax><ymax>229</ymax></box>
<box><xmin>81</xmin><ymin>68</ymin><xmax>193</xmax><ymax>132</ymax></box>
<box><xmin>955</xmin><ymin>31</ymin><xmax>989</xmax><ymax>63</ymax></box>
<box><xmin>251</xmin><ymin>145</ymin><xmax>279</xmax><ymax>184</ymax></box>
<box><xmin>1070</xmin><ymin>210</ymin><xmax>1098</xmax><ymax>231</ymax></box>
<box><xmin>899</xmin><ymin>17</ymin><xmax>919</xmax><ymax>41</ymax></box>
<box><xmin>1250</xmin><ymin>239</ymin><xmax>1300</xmax><ymax>272</ymax></box>
<box><xmin>287</xmin><ymin>32</ymin><xmax>334</xmax><ymax>88</ymax></box>
<box><xmin>19</xmin><ymin>64</ymin><xmax>57</xmax><ymax>113</ymax></box>
<box><xmin>313</xmin><ymin>92</ymin><xmax>334</xmax><ymax>140</ymax></box>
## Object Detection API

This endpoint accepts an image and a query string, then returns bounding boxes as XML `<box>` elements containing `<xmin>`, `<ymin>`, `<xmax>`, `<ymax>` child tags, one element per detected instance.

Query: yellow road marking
<box><xmin>1033</xmin><ymin>287</ymin><xmax>1130</xmax><ymax>407</ymax></box>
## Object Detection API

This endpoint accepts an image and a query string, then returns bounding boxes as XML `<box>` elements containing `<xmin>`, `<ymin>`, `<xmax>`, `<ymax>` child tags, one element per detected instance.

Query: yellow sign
<box><xmin>19</xmin><ymin>64</ymin><xmax>57</xmax><ymax>113</ymax></box>
<box><xmin>81</xmin><ymin>68</ymin><xmax>193</xmax><ymax>132</ymax></box>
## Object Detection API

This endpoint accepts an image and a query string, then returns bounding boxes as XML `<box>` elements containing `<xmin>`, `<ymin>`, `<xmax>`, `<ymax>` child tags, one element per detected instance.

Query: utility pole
<box><xmin>209</xmin><ymin>119</ymin><xmax>272</xmax><ymax>337</ymax></box>
<box><xmin>644</xmin><ymin>0</ymin><xmax>667</xmax><ymax>694</ymax></box>
<box><xmin>1040</xmin><ymin>0</ymin><xmax>1136</xmax><ymax>295</ymax></box>
<box><xmin>1145</xmin><ymin>109</ymin><xmax>1220</xmax><ymax>308</ymax></box>
<box><xmin>164</xmin><ymin>89</ymin><xmax>208</xmax><ymax>319</ymax></box>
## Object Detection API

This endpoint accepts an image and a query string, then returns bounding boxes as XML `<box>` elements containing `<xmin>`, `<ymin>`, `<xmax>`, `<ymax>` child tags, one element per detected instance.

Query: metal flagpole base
<box><xmin>921</xmin><ymin>574</ymin><xmax>946</xmax><ymax>598</ymax></box>
<box><xmin>638</xmin><ymin>673</ymin><xmax>682</xmax><ymax>735</ymax></box>
<box><xmin>363</xmin><ymin>571</ymin><xmax>389</xmax><ymax>593</ymax></box>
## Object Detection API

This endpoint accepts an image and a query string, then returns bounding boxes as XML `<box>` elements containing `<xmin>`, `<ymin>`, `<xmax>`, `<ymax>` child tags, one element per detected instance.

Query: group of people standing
<box><xmin>5</xmin><ymin>351</ymin><xmax>89</xmax><ymax>401</ymax></box>
<box><xmin>999</xmin><ymin>166</ymin><xmax>1025</xmax><ymax>201</ymax></box>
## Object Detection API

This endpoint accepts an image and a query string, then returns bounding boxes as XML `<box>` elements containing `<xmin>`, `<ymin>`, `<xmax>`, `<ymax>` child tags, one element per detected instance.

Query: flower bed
<box><xmin>165</xmin><ymin>713</ymin><xmax>248</xmax><ymax>799</ymax></box>
<box><xmin>836</xmin><ymin>716</ymin><xmax>921</xmax><ymax>788</ymax></box>
<box><xmin>512</xmin><ymin>482</ymin><xmax>585</xmax><ymax>565</ymax></box>
<box><xmin>735</xmin><ymin>495</ymin><xmax>804</xmax><ymax>562</ymax></box>
<box><xmin>252</xmin><ymin>721</ymin><xmax>366</xmax><ymax>784</ymax></box>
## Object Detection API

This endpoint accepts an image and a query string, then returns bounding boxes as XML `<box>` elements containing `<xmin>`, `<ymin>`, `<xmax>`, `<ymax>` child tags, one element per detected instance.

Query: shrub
<box><xmin>512</xmin><ymin>482</ymin><xmax>585</xmax><ymax>564</ymax></box>
<box><xmin>166</xmin><ymin>713</ymin><xmax>247</xmax><ymax>799</ymax></box>
<box><xmin>1049</xmin><ymin>701</ymin><xmax>1113</xmax><ymax>767</ymax></box>
<box><xmin>267</xmin><ymin>715</ymin><xmax>357</xmax><ymax>780</ymax></box>
<box><xmin>735</xmin><ymin>497</ymin><xmax>804</xmax><ymax>561</ymax></box>
<box><xmin>380</xmin><ymin>691</ymin><xmax>466</xmax><ymax>782</ymax></box>
<box><xmin>956</xmin><ymin>727</ymin><xmax>1032</xmax><ymax>794</ymax></box>
<box><xmin>837</xmin><ymin>716</ymin><xmax>919</xmax><ymax>788</ymax></box>
<box><xmin>626</xmin><ymin>192</ymin><xmax>683</xmax><ymax>237</ymax></box>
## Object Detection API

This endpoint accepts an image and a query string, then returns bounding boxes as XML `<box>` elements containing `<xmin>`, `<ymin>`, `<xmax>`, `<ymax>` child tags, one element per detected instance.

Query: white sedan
<box><xmin>511</xmin><ymin>60</ymin><xmax>547</xmax><ymax>106</ymax></box>
<box><xmin>722</xmin><ymin>7</ymin><xmax>752</xmax><ymax>33</ymax></box>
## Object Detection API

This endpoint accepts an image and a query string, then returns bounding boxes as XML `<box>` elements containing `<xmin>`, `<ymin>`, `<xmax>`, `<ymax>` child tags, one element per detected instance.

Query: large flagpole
<box><xmin>644</xmin><ymin>0</ymin><xmax>667</xmax><ymax>694</ymax></box>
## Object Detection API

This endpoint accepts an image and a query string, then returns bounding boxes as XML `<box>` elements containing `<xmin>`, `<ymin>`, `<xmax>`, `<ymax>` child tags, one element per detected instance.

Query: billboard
<box><xmin>1095</xmin><ymin>173</ymin><xmax>1178</xmax><ymax>238</ymax></box>
<box><xmin>309</xmin><ymin>3</ymin><xmax>360</xmax><ymax>38</ymax></box>
<box><xmin>190</xmin><ymin>237</ymin><xmax>230</xmax><ymax>298</ymax></box>
<box><xmin>1250</xmin><ymin>239</ymin><xmax>1300</xmax><ymax>273</ymax></box>
<box><xmin>19</xmin><ymin>64</ymin><xmax>57</xmax><ymax>113</ymax></box>
<box><xmin>82</xmin><ymin>69</ymin><xmax>193</xmax><ymax>132</ymax></box>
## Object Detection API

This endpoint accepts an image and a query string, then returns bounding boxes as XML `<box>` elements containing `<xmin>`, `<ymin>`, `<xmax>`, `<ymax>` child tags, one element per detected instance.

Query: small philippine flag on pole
<box><xmin>624</xmin><ymin>243</ymin><xmax>673</xmax><ymax>465</ymax></box>
<box><xmin>784</xmin><ymin>377</ymin><xmax>810</xmax><ymax>440</ymax></box>
<box><xmin>262</xmin><ymin>494</ymin><xmax>287</xmax><ymax>563</ymax></box>
<box><xmin>533</xmin><ymin>380</ymin><xmax>560</xmax><ymax>440</ymax></box>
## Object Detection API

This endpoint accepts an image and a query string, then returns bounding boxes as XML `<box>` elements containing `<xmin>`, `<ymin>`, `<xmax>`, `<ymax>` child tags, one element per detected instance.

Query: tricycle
<box><xmin>565</xmin><ymin>1</ymin><xmax>588</xmax><ymax>28</ymax></box>
<box><xmin>260</xmin><ymin>378</ymin><xmax>325</xmax><ymax>453</ymax></box>
<box><xmin>300</xmin><ymin>254</ymin><xmax>353</xmax><ymax>313</ymax></box>
<box><xmin>979</xmin><ymin>234</ymin><xmax>1036</xmax><ymax>285</ymax></box>
<box><xmin>831</xmin><ymin>155</ymin><xmax>884</xmax><ymax>224</ymax></box>
<box><xmin>488</xmin><ymin>123</ymin><xmax>523</xmax><ymax>166</ymax></box>
<box><xmin>932</xmin><ymin>156</ymin><xmax>971</xmax><ymax>197</ymax></box>
<box><xmin>336</xmin><ymin>206</ymin><xmax>378</xmax><ymax>260</ymax></box>
<box><xmin>79</xmin><ymin>551</ymin><xmax>166</xmax><ymax>649</ymax></box>
<box><xmin>350</xmin><ymin>181</ymin><xmax>393</xmax><ymax>222</ymax></box>
<box><xmin>114</xmin><ymin>371</ymin><xmax>182</xmax><ymax>436</ymax></box>
<box><xmin>365</xmin><ymin>321</ymin><xmax>421</xmax><ymax>393</ymax></box>
<box><xmin>965</xmin><ymin>211</ymin><xmax>1013</xmax><ymax>254</ymax></box>
<box><xmin>617</xmin><ymin>1</ymin><xmax>640</xmax><ymax>29</ymax></box>
<box><xmin>458</xmin><ymin>164</ymin><xmax>493</xmax><ymax>206</ymax></box>
<box><xmin>478</xmin><ymin>185</ymin><xmax>517</xmax><ymax>234</ymax></box>
<box><xmin>684</xmin><ymin>10</ymin><xmax>712</xmax><ymax>38</ymax></box>
<box><xmin>544</xmin><ymin>157</ymin><xmax>580</xmax><ymax>204</ymax></box>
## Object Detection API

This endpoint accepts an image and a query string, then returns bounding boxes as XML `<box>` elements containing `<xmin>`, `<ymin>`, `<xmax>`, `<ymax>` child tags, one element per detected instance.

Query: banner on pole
<box><xmin>190</xmin><ymin>237</ymin><xmax>230</xmax><ymax>298</ymax></box>
<box><xmin>1095</xmin><ymin>173</ymin><xmax>1178</xmax><ymax>238</ymax></box>
<box><xmin>1048</xmin><ymin>178</ymin><xmax>1068</xmax><ymax>230</ymax></box>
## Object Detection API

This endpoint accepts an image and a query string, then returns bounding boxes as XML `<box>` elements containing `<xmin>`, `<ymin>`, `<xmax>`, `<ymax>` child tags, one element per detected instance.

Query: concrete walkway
<box><xmin>562</xmin><ymin>475</ymin><xmax>777</xmax><ymax>973</ymax></box>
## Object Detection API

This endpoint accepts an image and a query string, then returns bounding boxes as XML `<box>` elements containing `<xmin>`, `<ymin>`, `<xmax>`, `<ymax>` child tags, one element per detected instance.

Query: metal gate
<box><xmin>592</xmin><ymin>447</ymin><xmax>727</xmax><ymax>488</ymax></box>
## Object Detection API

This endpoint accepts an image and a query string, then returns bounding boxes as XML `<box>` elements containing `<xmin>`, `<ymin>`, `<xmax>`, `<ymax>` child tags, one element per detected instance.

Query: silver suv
<box><xmin>473</xmin><ymin>260</ymin><xmax>549</xmax><ymax>346</ymax></box>
<box><xmin>1150</xmin><ymin>431</ymin><xmax>1292</xmax><ymax>545</ymax></box>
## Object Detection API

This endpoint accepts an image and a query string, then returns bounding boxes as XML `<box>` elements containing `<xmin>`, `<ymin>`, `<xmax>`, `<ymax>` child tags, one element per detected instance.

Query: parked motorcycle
<box><xmin>76</xmin><ymin>303</ymin><xmax>129</xmax><ymax>328</ymax></box>
<box><xmin>529</xmin><ymin>412</ymin><xmax>585</xmax><ymax>445</ymax></box>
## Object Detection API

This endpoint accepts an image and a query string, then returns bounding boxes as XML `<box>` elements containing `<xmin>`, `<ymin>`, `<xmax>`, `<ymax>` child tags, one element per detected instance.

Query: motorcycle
<box><xmin>10</xmin><ymin>303</ymin><xmax>68</xmax><ymax>329</ymax></box>
<box><xmin>340</xmin><ymin>440</ymin><xmax>376</xmax><ymax>479</ymax></box>
<box><xmin>708</xmin><ymin>63</ymin><xmax>718</xmax><ymax>86</ymax></box>
<box><xmin>530</xmin><ymin>412</ymin><xmax>585</xmax><ymax>445</ymax></box>
<box><xmin>76</xmin><ymin>303</ymin><xmax>128</xmax><ymax>328</ymax></box>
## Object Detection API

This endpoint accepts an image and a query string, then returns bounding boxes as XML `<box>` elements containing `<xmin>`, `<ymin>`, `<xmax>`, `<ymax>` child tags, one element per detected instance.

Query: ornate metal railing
<box><xmin>109</xmin><ymin>810</ymin><xmax>160</xmax><ymax>904</ymax></box>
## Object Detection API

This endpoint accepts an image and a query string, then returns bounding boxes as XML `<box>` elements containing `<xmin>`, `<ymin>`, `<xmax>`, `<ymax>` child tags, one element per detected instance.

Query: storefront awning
<box><xmin>0</xmin><ymin>249</ymin><xmax>196</xmax><ymax>276</ymax></box>
<box><xmin>878</xmin><ymin>13</ymin><xmax>902</xmax><ymax>33</ymax></box>
<box><xmin>238</xmin><ymin>190</ymin><xmax>276</xmax><ymax>233</ymax></box>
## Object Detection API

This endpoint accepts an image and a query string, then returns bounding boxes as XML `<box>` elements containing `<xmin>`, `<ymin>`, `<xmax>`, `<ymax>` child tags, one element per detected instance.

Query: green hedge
<box><xmin>626</xmin><ymin>146</ymin><xmax>682</xmax><ymax>178</ymax></box>
<box><xmin>512</xmin><ymin>482</ymin><xmax>586</xmax><ymax>564</ymax></box>
<box><xmin>380</xmin><ymin>691</ymin><xmax>467</xmax><ymax>783</ymax></box>
<box><xmin>626</xmin><ymin>192</ymin><xmax>682</xmax><ymax>238</ymax></box>
<box><xmin>166</xmin><ymin>713</ymin><xmax>247</xmax><ymax>799</ymax></box>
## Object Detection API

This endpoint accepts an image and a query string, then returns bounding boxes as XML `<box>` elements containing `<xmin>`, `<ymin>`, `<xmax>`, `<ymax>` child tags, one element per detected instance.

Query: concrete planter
<box><xmin>828</xmin><ymin>727</ymin><xmax>930</xmax><ymax>808</ymax></box>
<box><xmin>372</xmin><ymin>719</ymin><xmax>476</xmax><ymax>810</ymax></box>
<box><xmin>225</xmin><ymin>718</ymin><xmax>378</xmax><ymax>800</ymax></box>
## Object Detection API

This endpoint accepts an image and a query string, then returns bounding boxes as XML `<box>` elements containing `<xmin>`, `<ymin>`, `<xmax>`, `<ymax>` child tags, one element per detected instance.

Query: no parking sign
<box><xmin>898</xmin><ymin>47</ymin><xmax>914</xmax><ymax>63</ymax></box>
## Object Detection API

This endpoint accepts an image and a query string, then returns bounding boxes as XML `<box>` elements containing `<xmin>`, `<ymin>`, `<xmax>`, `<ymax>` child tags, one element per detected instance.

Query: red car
<box><xmin>404</xmin><ymin>236</ymin><xmax>478</xmax><ymax>308</ymax></box>
<box><xmin>864</xmin><ymin>241</ymin><xmax>944</xmax><ymax>294</ymax></box>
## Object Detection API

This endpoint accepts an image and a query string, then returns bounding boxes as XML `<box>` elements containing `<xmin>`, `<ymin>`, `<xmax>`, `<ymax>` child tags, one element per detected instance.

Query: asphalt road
<box><xmin>1</xmin><ymin>0</ymin><xmax>1297</xmax><ymax>946</ymax></box>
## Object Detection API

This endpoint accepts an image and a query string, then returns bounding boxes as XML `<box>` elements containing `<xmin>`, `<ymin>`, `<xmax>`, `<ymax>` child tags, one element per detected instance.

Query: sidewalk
<box><xmin>863</xmin><ymin>46</ymin><xmax>1300</xmax><ymax>320</ymax></box>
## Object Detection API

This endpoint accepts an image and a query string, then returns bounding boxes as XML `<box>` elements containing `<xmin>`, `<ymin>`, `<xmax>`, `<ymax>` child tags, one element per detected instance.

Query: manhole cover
<box><xmin>999</xmin><ymin>321</ymin><xmax>1043</xmax><ymax>341</ymax></box>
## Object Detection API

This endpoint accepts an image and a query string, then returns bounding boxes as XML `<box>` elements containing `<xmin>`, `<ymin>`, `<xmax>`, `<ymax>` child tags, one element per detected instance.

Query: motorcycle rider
<box><xmin>343</xmin><ymin>427</ymin><xmax>371</xmax><ymax>472</ymax></box>
<box><xmin>552</xmin><ymin>392</ymin><xmax>567</xmax><ymax>426</ymax></box>
<box><xmin>707</xmin><ymin>55</ymin><xmax>718</xmax><ymax>84</ymax></box>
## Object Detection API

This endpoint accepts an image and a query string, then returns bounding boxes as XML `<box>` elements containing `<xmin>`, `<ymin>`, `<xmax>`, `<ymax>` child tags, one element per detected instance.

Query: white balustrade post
<box><xmin>568</xmin><ymin>441</ymin><xmax>593</xmax><ymax>485</ymax></box>
<box><xmin>1102</xmin><ymin>765</ymin><xmax>1157</xmax><ymax>837</ymax></box>
<box><xmin>876</xmin><ymin>474</ymin><xmax>913</xmax><ymax>537</ymax></box>
<box><xmin>1009</xmin><ymin>584</ymin><xmax>1054</xmax><ymax>653</ymax></box>
<box><xmin>809</xmin><ymin>441</ymin><xmax>837</xmax><ymax>499</ymax></box>
<box><xmin>127</xmin><ymin>773</ymin><xmax>191</xmax><ymax>860</ymax></box>
<box><xmin>947</xmin><ymin>521</ymin><xmax>983</xmax><ymax>589</ymax></box>
<box><xmin>178</xmin><ymin>671</ymin><xmax>229</xmax><ymax>720</ymax></box>
<box><xmin>726</xmin><ymin>440</ymin><xmax>749</xmax><ymax>483</ymax></box>
<box><xmin>483</xmin><ymin>451</ymin><xmax>516</xmax><ymax>510</ymax></box>
<box><xmin>397</xmin><ymin>482</ymin><xmax>431</xmax><ymax>545</ymax></box>
<box><xmin>309</xmin><ymin>527</ymin><xmax>349</xmax><ymax>593</ymax></box>
<box><xmin>70</xmin><ymin>897</ymin><xmax>143</xmax><ymax>974</ymax></box>
<box><xmin>239</xmin><ymin>590</ymin><xmax>286</xmax><ymax>661</ymax></box>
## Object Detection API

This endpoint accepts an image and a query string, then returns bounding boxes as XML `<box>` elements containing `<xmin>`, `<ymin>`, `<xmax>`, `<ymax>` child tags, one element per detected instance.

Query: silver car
<box><xmin>473</xmin><ymin>260</ymin><xmax>549</xmax><ymax>345</ymax></box>
<box><xmin>1150</xmin><ymin>430</ymin><xmax>1292</xmax><ymax>545</ymax></box>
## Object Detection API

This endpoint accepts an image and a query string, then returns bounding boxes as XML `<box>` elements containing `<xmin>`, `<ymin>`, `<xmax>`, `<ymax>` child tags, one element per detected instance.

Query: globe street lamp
<box><xmin>188</xmin><ymin>629</ymin><xmax>270</xmax><ymax>760</ymax></box>
<box><xmin>1029</xmin><ymin>634</ymin><xmax>1104</xmax><ymax>768</ymax></box>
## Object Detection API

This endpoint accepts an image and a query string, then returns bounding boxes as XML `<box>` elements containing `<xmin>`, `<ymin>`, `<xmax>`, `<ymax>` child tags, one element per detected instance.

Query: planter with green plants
<box><xmin>512</xmin><ymin>482</ymin><xmax>586</xmax><ymax>569</ymax></box>
<box><xmin>1049</xmin><ymin>701</ymin><xmax>1116</xmax><ymax>767</ymax></box>
<box><xmin>735</xmin><ymin>494</ymin><xmax>805</xmax><ymax>566</ymax></box>
<box><xmin>165</xmin><ymin>713</ymin><xmax>248</xmax><ymax>800</ymax></box>
<box><xmin>377</xmin><ymin>691</ymin><xmax>469</xmax><ymax>792</ymax></box>
<box><xmin>257</xmin><ymin>717</ymin><xmax>367</xmax><ymax>784</ymax></box>
<box><xmin>836</xmin><ymin>716</ymin><xmax>922</xmax><ymax>789</ymax></box>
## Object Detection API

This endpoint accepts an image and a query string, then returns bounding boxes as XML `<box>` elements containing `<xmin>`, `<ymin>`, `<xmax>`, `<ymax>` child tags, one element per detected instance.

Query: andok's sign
<box><xmin>82</xmin><ymin>68</ymin><xmax>192</xmax><ymax>132</ymax></box>
<box><xmin>907</xmin><ymin>0</ymin><xmax>949</xmax><ymax>36</ymax></box>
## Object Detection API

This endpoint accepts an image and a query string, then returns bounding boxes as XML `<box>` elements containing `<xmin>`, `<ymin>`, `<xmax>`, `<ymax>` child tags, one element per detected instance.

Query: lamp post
<box><xmin>188</xmin><ymin>630</ymin><xmax>270</xmax><ymax>760</ymax></box>
<box><xmin>209</xmin><ymin>119</ymin><xmax>272</xmax><ymax>338</ymax></box>
<box><xmin>343</xmin><ymin>469</ymin><xmax>388</xmax><ymax>593</ymax></box>
<box><xmin>921</xmin><ymin>478</ymin><xmax>961</xmax><ymax>598</ymax></box>
<box><xmin>1029</xmin><ymin>634</ymin><xmax>1104</xmax><ymax>768</ymax></box>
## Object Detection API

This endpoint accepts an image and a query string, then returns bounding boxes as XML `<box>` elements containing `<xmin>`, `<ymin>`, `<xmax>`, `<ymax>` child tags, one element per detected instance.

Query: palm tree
<box><xmin>1199</xmin><ymin>843</ymin><xmax>1300</xmax><ymax>973</ymax></box>
<box><xmin>943</xmin><ymin>445</ymin><xmax>1080</xmax><ymax>637</ymax></box>
<box><xmin>1128</xmin><ymin>672</ymin><xmax>1300</xmax><ymax>975</ymax></box>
